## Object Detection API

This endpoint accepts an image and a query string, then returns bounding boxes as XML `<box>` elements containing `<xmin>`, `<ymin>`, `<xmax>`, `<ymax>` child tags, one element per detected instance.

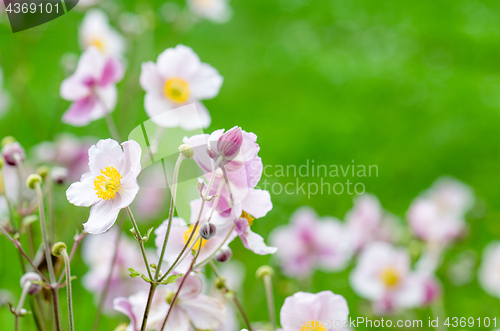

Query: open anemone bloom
<box><xmin>478</xmin><ymin>241</ymin><xmax>500</xmax><ymax>299</ymax></box>
<box><xmin>66</xmin><ymin>139</ymin><xmax>141</xmax><ymax>234</ymax></box>
<box><xmin>82</xmin><ymin>229</ymin><xmax>149</xmax><ymax>312</ymax></box>
<box><xmin>79</xmin><ymin>9</ymin><xmax>126</xmax><ymax>57</ymax></box>
<box><xmin>187</xmin><ymin>0</ymin><xmax>232</xmax><ymax>23</ymax></box>
<box><xmin>114</xmin><ymin>273</ymin><xmax>227</xmax><ymax>331</ymax></box>
<box><xmin>407</xmin><ymin>177</ymin><xmax>475</xmax><ymax>246</ymax></box>
<box><xmin>350</xmin><ymin>241</ymin><xmax>424</xmax><ymax>314</ymax></box>
<box><xmin>60</xmin><ymin>47</ymin><xmax>124</xmax><ymax>126</ymax></box>
<box><xmin>154</xmin><ymin>200</ymin><xmax>236</xmax><ymax>273</ymax></box>
<box><xmin>269</xmin><ymin>206</ymin><xmax>353</xmax><ymax>278</ymax></box>
<box><xmin>140</xmin><ymin>44</ymin><xmax>223</xmax><ymax>130</ymax></box>
<box><xmin>280</xmin><ymin>291</ymin><xmax>349</xmax><ymax>331</ymax></box>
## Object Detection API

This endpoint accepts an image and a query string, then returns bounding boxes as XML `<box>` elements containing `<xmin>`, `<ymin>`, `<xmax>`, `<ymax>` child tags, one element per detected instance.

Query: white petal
<box><xmin>157</xmin><ymin>44</ymin><xmax>201</xmax><ymax>79</ymax></box>
<box><xmin>121</xmin><ymin>140</ymin><xmax>142</xmax><ymax>177</ymax></box>
<box><xmin>88</xmin><ymin>139</ymin><xmax>123</xmax><ymax>175</ymax></box>
<box><xmin>140</xmin><ymin>61</ymin><xmax>164</xmax><ymax>94</ymax></box>
<box><xmin>189</xmin><ymin>63</ymin><xmax>223</xmax><ymax>100</ymax></box>
<box><xmin>66</xmin><ymin>173</ymin><xmax>99</xmax><ymax>207</ymax></box>
<box><xmin>181</xmin><ymin>295</ymin><xmax>227</xmax><ymax>330</ymax></box>
<box><xmin>83</xmin><ymin>199</ymin><xmax>121</xmax><ymax>234</ymax></box>
<box><xmin>240</xmin><ymin>189</ymin><xmax>272</xmax><ymax>218</ymax></box>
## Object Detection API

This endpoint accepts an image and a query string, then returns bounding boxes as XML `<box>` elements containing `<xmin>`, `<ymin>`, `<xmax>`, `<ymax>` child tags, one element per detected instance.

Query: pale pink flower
<box><xmin>478</xmin><ymin>241</ymin><xmax>500</xmax><ymax>299</ymax></box>
<box><xmin>82</xmin><ymin>229</ymin><xmax>149</xmax><ymax>312</ymax></box>
<box><xmin>346</xmin><ymin>194</ymin><xmax>403</xmax><ymax>250</ymax></box>
<box><xmin>407</xmin><ymin>177</ymin><xmax>474</xmax><ymax>245</ymax></box>
<box><xmin>79</xmin><ymin>9</ymin><xmax>126</xmax><ymax>56</ymax></box>
<box><xmin>280</xmin><ymin>291</ymin><xmax>349</xmax><ymax>331</ymax></box>
<box><xmin>269</xmin><ymin>206</ymin><xmax>352</xmax><ymax>278</ymax></box>
<box><xmin>187</xmin><ymin>0</ymin><xmax>232</xmax><ymax>23</ymax></box>
<box><xmin>349</xmin><ymin>242</ymin><xmax>424</xmax><ymax>314</ymax></box>
<box><xmin>140</xmin><ymin>44</ymin><xmax>222</xmax><ymax>129</ymax></box>
<box><xmin>154</xmin><ymin>199</ymin><xmax>236</xmax><ymax>273</ymax></box>
<box><xmin>66</xmin><ymin>139</ymin><xmax>141</xmax><ymax>234</ymax></box>
<box><xmin>60</xmin><ymin>47</ymin><xmax>124</xmax><ymax>126</ymax></box>
<box><xmin>114</xmin><ymin>273</ymin><xmax>227</xmax><ymax>331</ymax></box>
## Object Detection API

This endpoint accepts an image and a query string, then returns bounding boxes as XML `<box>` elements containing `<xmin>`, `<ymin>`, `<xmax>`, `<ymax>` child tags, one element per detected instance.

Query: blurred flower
<box><xmin>66</xmin><ymin>139</ymin><xmax>141</xmax><ymax>234</ymax></box>
<box><xmin>280</xmin><ymin>291</ymin><xmax>349</xmax><ymax>331</ymax></box>
<box><xmin>60</xmin><ymin>48</ymin><xmax>124</xmax><ymax>126</ymax></box>
<box><xmin>32</xmin><ymin>133</ymin><xmax>95</xmax><ymax>181</ymax></box>
<box><xmin>446</xmin><ymin>250</ymin><xmax>477</xmax><ymax>286</ymax></box>
<box><xmin>350</xmin><ymin>242</ymin><xmax>424</xmax><ymax>314</ymax></box>
<box><xmin>79</xmin><ymin>9</ymin><xmax>126</xmax><ymax>57</ymax></box>
<box><xmin>114</xmin><ymin>273</ymin><xmax>227</xmax><ymax>330</ymax></box>
<box><xmin>82</xmin><ymin>228</ymin><xmax>149</xmax><ymax>312</ymax></box>
<box><xmin>0</xmin><ymin>66</ymin><xmax>10</xmax><ymax>119</ymax></box>
<box><xmin>51</xmin><ymin>167</ymin><xmax>69</xmax><ymax>185</ymax></box>
<box><xmin>76</xmin><ymin>0</ymin><xmax>99</xmax><ymax>9</ymax></box>
<box><xmin>2</xmin><ymin>141</ymin><xmax>25</xmax><ymax>166</ymax></box>
<box><xmin>269</xmin><ymin>206</ymin><xmax>352</xmax><ymax>278</ymax></box>
<box><xmin>140</xmin><ymin>44</ymin><xmax>222</xmax><ymax>129</ymax></box>
<box><xmin>407</xmin><ymin>176</ymin><xmax>474</xmax><ymax>245</ymax></box>
<box><xmin>154</xmin><ymin>199</ymin><xmax>236</xmax><ymax>273</ymax></box>
<box><xmin>346</xmin><ymin>194</ymin><xmax>403</xmax><ymax>250</ymax></box>
<box><xmin>187</xmin><ymin>0</ymin><xmax>232</xmax><ymax>23</ymax></box>
<box><xmin>478</xmin><ymin>241</ymin><xmax>500</xmax><ymax>299</ymax></box>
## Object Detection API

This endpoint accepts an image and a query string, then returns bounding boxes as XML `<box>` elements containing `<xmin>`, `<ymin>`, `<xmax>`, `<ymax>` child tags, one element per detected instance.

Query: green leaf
<box><xmin>142</xmin><ymin>227</ymin><xmax>155</xmax><ymax>242</ymax></box>
<box><xmin>161</xmin><ymin>274</ymin><xmax>184</xmax><ymax>285</ymax></box>
<box><xmin>128</xmin><ymin>268</ymin><xmax>141</xmax><ymax>278</ymax></box>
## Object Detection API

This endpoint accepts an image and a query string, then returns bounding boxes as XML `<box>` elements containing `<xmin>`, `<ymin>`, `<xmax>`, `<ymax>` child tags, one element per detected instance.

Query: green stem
<box><xmin>193</xmin><ymin>225</ymin><xmax>235</xmax><ymax>268</ymax></box>
<box><xmin>61</xmin><ymin>249</ymin><xmax>74</xmax><ymax>331</ymax></box>
<box><xmin>126</xmin><ymin>206</ymin><xmax>153</xmax><ymax>280</ymax></box>
<box><xmin>264</xmin><ymin>275</ymin><xmax>276</xmax><ymax>331</ymax></box>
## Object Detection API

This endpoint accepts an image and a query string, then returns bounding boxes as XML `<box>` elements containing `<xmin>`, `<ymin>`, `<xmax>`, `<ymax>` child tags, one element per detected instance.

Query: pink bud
<box><xmin>217</xmin><ymin>127</ymin><xmax>243</xmax><ymax>158</ymax></box>
<box><xmin>2</xmin><ymin>142</ymin><xmax>25</xmax><ymax>166</ymax></box>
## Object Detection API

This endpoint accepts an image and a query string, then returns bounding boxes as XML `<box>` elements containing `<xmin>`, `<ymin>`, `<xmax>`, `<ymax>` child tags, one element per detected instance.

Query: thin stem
<box><xmin>91</xmin><ymin>216</ymin><xmax>124</xmax><ymax>331</ymax></box>
<box><xmin>105</xmin><ymin>112</ymin><xmax>121</xmax><ymax>142</ymax></box>
<box><xmin>193</xmin><ymin>225</ymin><xmax>235</xmax><ymax>268</ymax></box>
<box><xmin>264</xmin><ymin>275</ymin><xmax>276</xmax><ymax>331</ymax></box>
<box><xmin>126</xmin><ymin>206</ymin><xmax>153</xmax><ymax>280</ymax></box>
<box><xmin>139</xmin><ymin>284</ymin><xmax>157</xmax><ymax>331</ymax></box>
<box><xmin>14</xmin><ymin>154</ymin><xmax>23</xmax><ymax>220</ymax></box>
<box><xmin>47</xmin><ymin>177</ymin><xmax>54</xmax><ymax>244</ymax></box>
<box><xmin>34</xmin><ymin>182</ymin><xmax>60</xmax><ymax>331</ymax></box>
<box><xmin>156</xmin><ymin>154</ymin><xmax>185</xmax><ymax>279</ymax></box>
<box><xmin>57</xmin><ymin>232</ymin><xmax>86</xmax><ymax>286</ymax></box>
<box><xmin>15</xmin><ymin>282</ymin><xmax>31</xmax><ymax>331</ymax></box>
<box><xmin>158</xmin><ymin>239</ymin><xmax>203</xmax><ymax>331</ymax></box>
<box><xmin>0</xmin><ymin>224</ymin><xmax>49</xmax><ymax>283</ymax></box>
<box><xmin>61</xmin><ymin>249</ymin><xmax>74</xmax><ymax>331</ymax></box>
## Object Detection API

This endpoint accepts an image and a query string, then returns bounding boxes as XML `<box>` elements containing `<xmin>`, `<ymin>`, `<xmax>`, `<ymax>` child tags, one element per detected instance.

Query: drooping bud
<box><xmin>36</xmin><ymin>166</ymin><xmax>50</xmax><ymax>179</ymax></box>
<box><xmin>256</xmin><ymin>265</ymin><xmax>274</xmax><ymax>281</ymax></box>
<box><xmin>52</xmin><ymin>242</ymin><xmax>67</xmax><ymax>257</ymax></box>
<box><xmin>217</xmin><ymin>126</ymin><xmax>243</xmax><ymax>158</ymax></box>
<box><xmin>51</xmin><ymin>167</ymin><xmax>69</xmax><ymax>185</ymax></box>
<box><xmin>20</xmin><ymin>272</ymin><xmax>43</xmax><ymax>295</ymax></box>
<box><xmin>214</xmin><ymin>247</ymin><xmax>232</xmax><ymax>263</ymax></box>
<box><xmin>26</xmin><ymin>174</ymin><xmax>42</xmax><ymax>190</ymax></box>
<box><xmin>199</xmin><ymin>223</ymin><xmax>216</xmax><ymax>240</ymax></box>
<box><xmin>1</xmin><ymin>136</ymin><xmax>15</xmax><ymax>147</ymax></box>
<box><xmin>2</xmin><ymin>142</ymin><xmax>25</xmax><ymax>166</ymax></box>
<box><xmin>215</xmin><ymin>276</ymin><xmax>226</xmax><ymax>290</ymax></box>
<box><xmin>178</xmin><ymin>144</ymin><xmax>194</xmax><ymax>159</ymax></box>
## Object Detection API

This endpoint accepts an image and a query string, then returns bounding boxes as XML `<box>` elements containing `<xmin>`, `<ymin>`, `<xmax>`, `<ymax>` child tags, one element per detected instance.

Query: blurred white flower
<box><xmin>79</xmin><ymin>9</ymin><xmax>126</xmax><ymax>57</ymax></box>
<box><xmin>478</xmin><ymin>241</ymin><xmax>500</xmax><ymax>299</ymax></box>
<box><xmin>187</xmin><ymin>0</ymin><xmax>232</xmax><ymax>23</ymax></box>
<box><xmin>350</xmin><ymin>241</ymin><xmax>424</xmax><ymax>314</ymax></box>
<box><xmin>407</xmin><ymin>176</ymin><xmax>475</xmax><ymax>245</ymax></box>
<box><xmin>140</xmin><ymin>44</ymin><xmax>222</xmax><ymax>129</ymax></box>
<box><xmin>66</xmin><ymin>139</ymin><xmax>141</xmax><ymax>234</ymax></box>
<box><xmin>280</xmin><ymin>291</ymin><xmax>349</xmax><ymax>331</ymax></box>
<box><xmin>82</xmin><ymin>228</ymin><xmax>149</xmax><ymax>312</ymax></box>
<box><xmin>269</xmin><ymin>206</ymin><xmax>352</xmax><ymax>278</ymax></box>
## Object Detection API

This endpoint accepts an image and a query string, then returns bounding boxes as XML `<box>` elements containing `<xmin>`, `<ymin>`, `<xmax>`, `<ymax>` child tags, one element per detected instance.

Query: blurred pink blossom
<box><xmin>79</xmin><ymin>9</ymin><xmax>125</xmax><ymax>56</ymax></box>
<box><xmin>478</xmin><ymin>241</ymin><xmax>500</xmax><ymax>299</ymax></box>
<box><xmin>269</xmin><ymin>206</ymin><xmax>353</xmax><ymax>278</ymax></box>
<box><xmin>187</xmin><ymin>0</ymin><xmax>232</xmax><ymax>23</ymax></box>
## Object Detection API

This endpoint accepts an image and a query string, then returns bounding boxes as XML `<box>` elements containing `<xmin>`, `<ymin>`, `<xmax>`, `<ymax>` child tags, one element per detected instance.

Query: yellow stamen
<box><xmin>164</xmin><ymin>77</ymin><xmax>190</xmax><ymax>104</ymax></box>
<box><xmin>301</xmin><ymin>320</ymin><xmax>326</xmax><ymax>331</ymax></box>
<box><xmin>89</xmin><ymin>37</ymin><xmax>105</xmax><ymax>52</ymax></box>
<box><xmin>240</xmin><ymin>210</ymin><xmax>255</xmax><ymax>226</ymax></box>
<box><xmin>94</xmin><ymin>166</ymin><xmax>122</xmax><ymax>201</ymax></box>
<box><xmin>183</xmin><ymin>225</ymin><xmax>208</xmax><ymax>249</ymax></box>
<box><xmin>380</xmin><ymin>267</ymin><xmax>401</xmax><ymax>288</ymax></box>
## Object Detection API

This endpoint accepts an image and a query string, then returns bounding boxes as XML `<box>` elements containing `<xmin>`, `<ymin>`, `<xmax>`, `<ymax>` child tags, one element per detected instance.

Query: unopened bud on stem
<box><xmin>20</xmin><ymin>272</ymin><xmax>43</xmax><ymax>295</ymax></box>
<box><xmin>2</xmin><ymin>141</ymin><xmax>25</xmax><ymax>166</ymax></box>
<box><xmin>179</xmin><ymin>144</ymin><xmax>194</xmax><ymax>159</ymax></box>
<box><xmin>36</xmin><ymin>166</ymin><xmax>50</xmax><ymax>179</ymax></box>
<box><xmin>214</xmin><ymin>247</ymin><xmax>232</xmax><ymax>263</ymax></box>
<box><xmin>26</xmin><ymin>174</ymin><xmax>42</xmax><ymax>190</ymax></box>
<box><xmin>52</xmin><ymin>242</ymin><xmax>67</xmax><ymax>257</ymax></box>
<box><xmin>199</xmin><ymin>223</ymin><xmax>216</xmax><ymax>240</ymax></box>
<box><xmin>256</xmin><ymin>265</ymin><xmax>274</xmax><ymax>281</ymax></box>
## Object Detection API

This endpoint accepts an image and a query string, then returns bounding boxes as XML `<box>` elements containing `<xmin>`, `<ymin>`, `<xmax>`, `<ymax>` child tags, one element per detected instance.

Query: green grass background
<box><xmin>1</xmin><ymin>0</ymin><xmax>500</xmax><ymax>329</ymax></box>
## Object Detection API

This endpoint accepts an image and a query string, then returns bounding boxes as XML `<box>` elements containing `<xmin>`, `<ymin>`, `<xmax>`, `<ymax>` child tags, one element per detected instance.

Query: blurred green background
<box><xmin>1</xmin><ymin>0</ymin><xmax>500</xmax><ymax>329</ymax></box>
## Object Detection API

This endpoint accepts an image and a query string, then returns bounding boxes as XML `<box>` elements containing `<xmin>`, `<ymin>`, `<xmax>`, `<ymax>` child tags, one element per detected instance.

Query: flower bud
<box><xmin>1</xmin><ymin>136</ymin><xmax>15</xmax><ymax>148</ymax></box>
<box><xmin>26</xmin><ymin>174</ymin><xmax>42</xmax><ymax>190</ymax></box>
<box><xmin>217</xmin><ymin>126</ymin><xmax>243</xmax><ymax>158</ymax></box>
<box><xmin>215</xmin><ymin>277</ymin><xmax>226</xmax><ymax>290</ymax></box>
<box><xmin>199</xmin><ymin>223</ymin><xmax>216</xmax><ymax>240</ymax></box>
<box><xmin>178</xmin><ymin>144</ymin><xmax>194</xmax><ymax>159</ymax></box>
<box><xmin>214</xmin><ymin>247</ymin><xmax>232</xmax><ymax>263</ymax></box>
<box><xmin>36</xmin><ymin>166</ymin><xmax>50</xmax><ymax>179</ymax></box>
<box><xmin>51</xmin><ymin>167</ymin><xmax>68</xmax><ymax>185</ymax></box>
<box><xmin>165</xmin><ymin>290</ymin><xmax>176</xmax><ymax>305</ymax></box>
<box><xmin>52</xmin><ymin>242</ymin><xmax>67</xmax><ymax>257</ymax></box>
<box><xmin>256</xmin><ymin>265</ymin><xmax>274</xmax><ymax>281</ymax></box>
<box><xmin>2</xmin><ymin>142</ymin><xmax>25</xmax><ymax>166</ymax></box>
<box><xmin>20</xmin><ymin>272</ymin><xmax>43</xmax><ymax>295</ymax></box>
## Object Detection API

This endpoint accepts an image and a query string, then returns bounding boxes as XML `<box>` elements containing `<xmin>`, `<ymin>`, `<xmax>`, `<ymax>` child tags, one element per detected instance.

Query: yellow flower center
<box><xmin>240</xmin><ymin>210</ymin><xmax>255</xmax><ymax>226</ymax></box>
<box><xmin>380</xmin><ymin>267</ymin><xmax>401</xmax><ymax>288</ymax></box>
<box><xmin>89</xmin><ymin>37</ymin><xmax>105</xmax><ymax>52</ymax></box>
<box><xmin>164</xmin><ymin>77</ymin><xmax>190</xmax><ymax>103</ymax></box>
<box><xmin>301</xmin><ymin>320</ymin><xmax>326</xmax><ymax>331</ymax></box>
<box><xmin>183</xmin><ymin>225</ymin><xmax>208</xmax><ymax>249</ymax></box>
<box><xmin>94</xmin><ymin>166</ymin><xmax>122</xmax><ymax>201</ymax></box>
